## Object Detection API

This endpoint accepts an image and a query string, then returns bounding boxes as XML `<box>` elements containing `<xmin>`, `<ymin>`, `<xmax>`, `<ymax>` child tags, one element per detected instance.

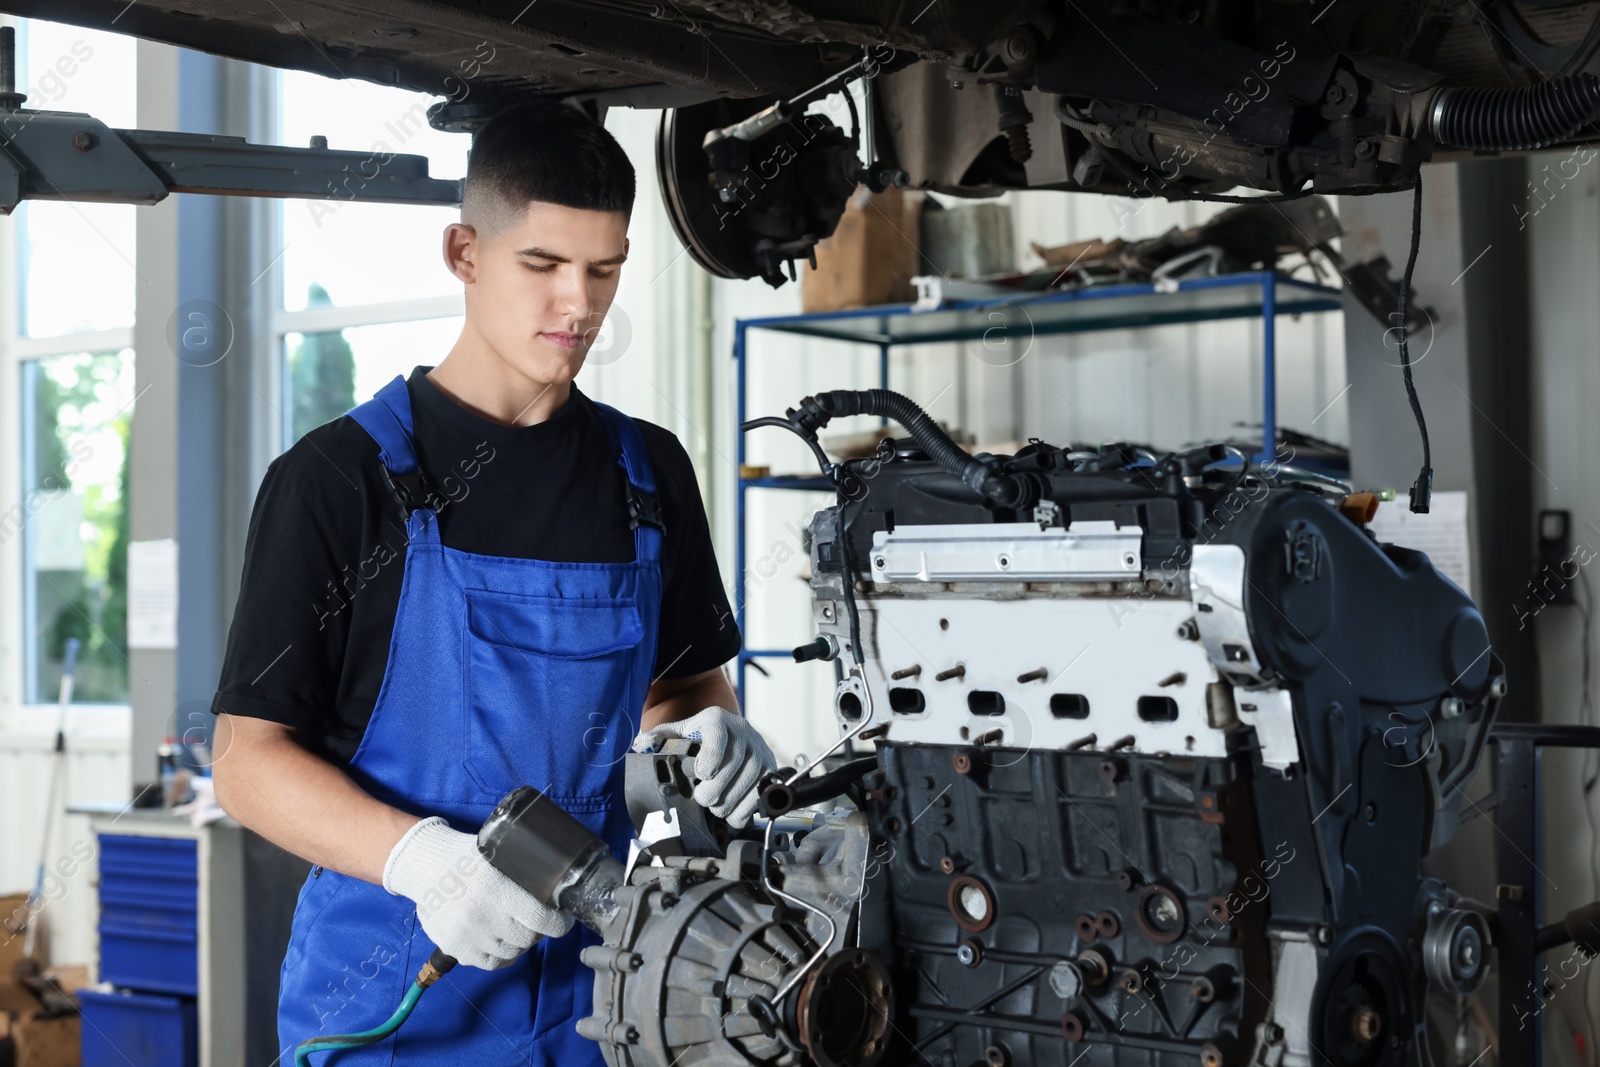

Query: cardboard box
<box><xmin>0</xmin><ymin>1010</ymin><xmax>80</xmax><ymax>1067</ymax></box>
<box><xmin>0</xmin><ymin>968</ymin><xmax>81</xmax><ymax>1067</ymax></box>
<box><xmin>0</xmin><ymin>894</ymin><xmax>30</xmax><ymax>978</ymax></box>
<box><xmin>801</xmin><ymin>185</ymin><xmax>924</xmax><ymax>313</ymax></box>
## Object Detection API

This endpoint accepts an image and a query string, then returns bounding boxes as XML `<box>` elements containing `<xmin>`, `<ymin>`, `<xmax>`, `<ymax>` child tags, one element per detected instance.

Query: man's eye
<box><xmin>523</xmin><ymin>262</ymin><xmax>558</xmax><ymax>274</ymax></box>
<box><xmin>589</xmin><ymin>269</ymin><xmax>615</xmax><ymax>280</ymax></box>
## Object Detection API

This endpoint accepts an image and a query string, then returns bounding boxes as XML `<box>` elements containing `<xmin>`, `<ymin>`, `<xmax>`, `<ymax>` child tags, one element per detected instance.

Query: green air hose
<box><xmin>293</xmin><ymin>949</ymin><xmax>456</xmax><ymax>1066</ymax></box>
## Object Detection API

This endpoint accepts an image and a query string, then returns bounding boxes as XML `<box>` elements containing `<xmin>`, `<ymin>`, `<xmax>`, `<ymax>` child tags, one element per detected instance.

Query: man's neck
<box><xmin>429</xmin><ymin>329</ymin><xmax>571</xmax><ymax>427</ymax></box>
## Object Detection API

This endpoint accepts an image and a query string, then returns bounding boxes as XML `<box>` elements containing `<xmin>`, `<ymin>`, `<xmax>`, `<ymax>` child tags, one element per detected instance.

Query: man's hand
<box><xmin>383</xmin><ymin>816</ymin><xmax>572</xmax><ymax>970</ymax></box>
<box><xmin>632</xmin><ymin>707</ymin><xmax>776</xmax><ymax>828</ymax></box>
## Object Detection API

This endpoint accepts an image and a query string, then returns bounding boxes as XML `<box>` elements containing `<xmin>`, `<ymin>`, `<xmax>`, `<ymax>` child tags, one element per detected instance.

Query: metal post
<box><xmin>878</xmin><ymin>341</ymin><xmax>889</xmax><ymax>427</ymax></box>
<box><xmin>1261</xmin><ymin>271</ymin><xmax>1277</xmax><ymax>466</ymax></box>
<box><xmin>1492</xmin><ymin>727</ymin><xmax>1556</xmax><ymax>1066</ymax></box>
<box><xmin>734</xmin><ymin>320</ymin><xmax>749</xmax><ymax>710</ymax></box>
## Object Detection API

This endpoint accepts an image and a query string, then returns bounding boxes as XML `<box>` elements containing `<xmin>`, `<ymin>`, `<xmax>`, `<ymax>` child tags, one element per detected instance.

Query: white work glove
<box><xmin>382</xmin><ymin>816</ymin><xmax>572</xmax><ymax>970</ymax></box>
<box><xmin>632</xmin><ymin>707</ymin><xmax>777</xmax><ymax>828</ymax></box>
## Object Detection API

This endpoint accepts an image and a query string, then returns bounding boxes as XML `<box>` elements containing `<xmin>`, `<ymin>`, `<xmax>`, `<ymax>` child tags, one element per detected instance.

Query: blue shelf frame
<box><xmin>731</xmin><ymin>270</ymin><xmax>1343</xmax><ymax>706</ymax></box>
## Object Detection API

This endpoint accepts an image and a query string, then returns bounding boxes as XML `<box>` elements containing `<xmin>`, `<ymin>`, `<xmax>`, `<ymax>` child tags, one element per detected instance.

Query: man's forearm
<box><xmin>212</xmin><ymin>713</ymin><xmax>420</xmax><ymax>885</ymax></box>
<box><xmin>640</xmin><ymin>666</ymin><xmax>739</xmax><ymax>732</ymax></box>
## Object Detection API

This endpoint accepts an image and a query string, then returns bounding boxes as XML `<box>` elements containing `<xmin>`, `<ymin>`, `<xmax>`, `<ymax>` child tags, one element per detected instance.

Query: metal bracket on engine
<box><xmin>624</xmin><ymin>809</ymin><xmax>685</xmax><ymax>882</ymax></box>
<box><xmin>1235</xmin><ymin>687</ymin><xmax>1301</xmax><ymax>771</ymax></box>
<box><xmin>1190</xmin><ymin>544</ymin><xmax>1273</xmax><ymax>687</ymax></box>
<box><xmin>623</xmin><ymin>739</ymin><xmax>729</xmax><ymax>858</ymax></box>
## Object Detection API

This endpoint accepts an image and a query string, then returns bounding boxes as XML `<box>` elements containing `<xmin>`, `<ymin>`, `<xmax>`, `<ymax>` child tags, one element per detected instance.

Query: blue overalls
<box><xmin>277</xmin><ymin>375</ymin><xmax>663</xmax><ymax>1065</ymax></box>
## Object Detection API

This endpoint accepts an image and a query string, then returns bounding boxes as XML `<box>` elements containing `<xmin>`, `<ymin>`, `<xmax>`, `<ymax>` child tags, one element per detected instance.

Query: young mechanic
<box><xmin>210</xmin><ymin>101</ymin><xmax>775</xmax><ymax>1063</ymax></box>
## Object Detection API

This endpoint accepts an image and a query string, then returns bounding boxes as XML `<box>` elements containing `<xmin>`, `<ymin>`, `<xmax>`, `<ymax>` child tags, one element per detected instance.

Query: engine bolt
<box><xmin>1190</xmin><ymin>977</ymin><xmax>1215</xmax><ymax>1003</ymax></box>
<box><xmin>1049</xmin><ymin>959</ymin><xmax>1084</xmax><ymax>1000</ymax></box>
<box><xmin>984</xmin><ymin>1045</ymin><xmax>1008</xmax><ymax>1067</ymax></box>
<box><xmin>956</xmin><ymin>939</ymin><xmax>983</xmax><ymax>967</ymax></box>
<box><xmin>935</xmin><ymin>664</ymin><xmax>966</xmax><ymax>682</ymax></box>
<box><xmin>1076</xmin><ymin>949</ymin><xmax>1111</xmax><ymax>986</ymax></box>
<box><xmin>1200</xmin><ymin>1044</ymin><xmax>1224</xmax><ymax>1067</ymax></box>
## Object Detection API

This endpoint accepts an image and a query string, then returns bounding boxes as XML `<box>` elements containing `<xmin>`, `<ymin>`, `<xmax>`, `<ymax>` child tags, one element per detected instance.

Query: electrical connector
<box><xmin>1409</xmin><ymin>466</ymin><xmax>1432</xmax><ymax>514</ymax></box>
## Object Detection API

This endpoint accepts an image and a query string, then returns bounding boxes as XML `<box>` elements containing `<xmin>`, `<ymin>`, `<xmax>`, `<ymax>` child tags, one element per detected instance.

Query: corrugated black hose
<box><xmin>1431</xmin><ymin>73</ymin><xmax>1600</xmax><ymax>151</ymax></box>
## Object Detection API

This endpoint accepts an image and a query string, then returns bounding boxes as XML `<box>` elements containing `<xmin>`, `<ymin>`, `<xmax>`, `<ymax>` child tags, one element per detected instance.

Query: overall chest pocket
<box><xmin>462</xmin><ymin>590</ymin><xmax>645</xmax><ymax>804</ymax></box>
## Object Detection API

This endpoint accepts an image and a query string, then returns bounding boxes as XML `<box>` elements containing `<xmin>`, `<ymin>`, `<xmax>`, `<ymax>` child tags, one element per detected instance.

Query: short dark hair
<box><xmin>462</xmin><ymin>100</ymin><xmax>636</xmax><ymax>229</ymax></box>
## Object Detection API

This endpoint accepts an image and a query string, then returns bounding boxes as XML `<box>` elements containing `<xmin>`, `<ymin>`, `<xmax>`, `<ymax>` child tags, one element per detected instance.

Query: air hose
<box><xmin>745</xmin><ymin>389</ymin><xmax>1041</xmax><ymax>511</ymax></box>
<box><xmin>293</xmin><ymin>949</ymin><xmax>455</xmax><ymax>1066</ymax></box>
<box><xmin>1431</xmin><ymin>72</ymin><xmax>1600</xmax><ymax>151</ymax></box>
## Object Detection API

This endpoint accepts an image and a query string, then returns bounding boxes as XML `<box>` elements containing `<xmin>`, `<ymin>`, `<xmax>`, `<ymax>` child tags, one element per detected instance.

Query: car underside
<box><xmin>7</xmin><ymin>0</ymin><xmax>1600</xmax><ymax>284</ymax></box>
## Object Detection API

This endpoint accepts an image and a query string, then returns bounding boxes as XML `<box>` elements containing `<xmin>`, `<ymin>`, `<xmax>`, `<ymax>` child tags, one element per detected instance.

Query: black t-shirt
<box><xmin>211</xmin><ymin>366</ymin><xmax>741</xmax><ymax>767</ymax></box>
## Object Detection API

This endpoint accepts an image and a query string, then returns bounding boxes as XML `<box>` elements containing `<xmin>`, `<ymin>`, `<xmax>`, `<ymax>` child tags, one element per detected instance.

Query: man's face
<box><xmin>451</xmin><ymin>199</ymin><xmax>629</xmax><ymax>386</ymax></box>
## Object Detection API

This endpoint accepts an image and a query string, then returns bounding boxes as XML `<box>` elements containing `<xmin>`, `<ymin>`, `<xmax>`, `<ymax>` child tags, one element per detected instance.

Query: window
<box><xmin>282</xmin><ymin>316</ymin><xmax>464</xmax><ymax>444</ymax></box>
<box><xmin>17</xmin><ymin>350</ymin><xmax>135</xmax><ymax>704</ymax></box>
<box><xmin>13</xmin><ymin>20</ymin><xmax>137</xmax><ymax>337</ymax></box>
<box><xmin>274</xmin><ymin>71</ymin><xmax>469</xmax><ymax>445</ymax></box>
<box><xmin>278</xmin><ymin>70</ymin><xmax>468</xmax><ymax>311</ymax></box>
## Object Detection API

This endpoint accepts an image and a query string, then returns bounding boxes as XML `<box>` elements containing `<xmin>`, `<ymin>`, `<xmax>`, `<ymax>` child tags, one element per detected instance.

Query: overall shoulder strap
<box><xmin>590</xmin><ymin>399</ymin><xmax>666</xmax><ymax>561</ymax></box>
<box><xmin>347</xmin><ymin>376</ymin><xmax>437</xmax><ymax>515</ymax></box>
<box><xmin>347</xmin><ymin>375</ymin><xmax>419</xmax><ymax>473</ymax></box>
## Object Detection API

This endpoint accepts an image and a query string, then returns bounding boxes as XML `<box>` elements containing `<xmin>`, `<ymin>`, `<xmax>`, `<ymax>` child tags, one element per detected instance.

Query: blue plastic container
<box><xmin>96</xmin><ymin>834</ymin><xmax>199</xmax><ymax>995</ymax></box>
<box><xmin>78</xmin><ymin>988</ymin><xmax>197</xmax><ymax>1067</ymax></box>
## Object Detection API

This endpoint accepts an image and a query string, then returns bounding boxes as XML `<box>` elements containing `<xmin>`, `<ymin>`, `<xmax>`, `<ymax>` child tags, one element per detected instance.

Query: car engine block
<box><xmin>499</xmin><ymin>391</ymin><xmax>1504</xmax><ymax>1067</ymax></box>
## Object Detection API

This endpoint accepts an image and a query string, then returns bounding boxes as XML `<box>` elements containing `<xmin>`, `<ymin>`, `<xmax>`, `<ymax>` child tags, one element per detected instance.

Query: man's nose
<box><xmin>551</xmin><ymin>269</ymin><xmax>594</xmax><ymax>322</ymax></box>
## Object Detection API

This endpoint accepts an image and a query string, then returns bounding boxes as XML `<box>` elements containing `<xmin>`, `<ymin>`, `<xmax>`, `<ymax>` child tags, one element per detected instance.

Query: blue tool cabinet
<box><xmin>96</xmin><ymin>835</ymin><xmax>200</xmax><ymax>996</ymax></box>
<box><xmin>79</xmin><ymin>988</ymin><xmax>198</xmax><ymax>1067</ymax></box>
<box><xmin>70</xmin><ymin>806</ymin><xmax>246</xmax><ymax>1067</ymax></box>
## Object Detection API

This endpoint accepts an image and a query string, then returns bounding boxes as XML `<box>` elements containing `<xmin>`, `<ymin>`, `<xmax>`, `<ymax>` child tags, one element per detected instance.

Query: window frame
<box><xmin>0</xmin><ymin>19</ymin><xmax>139</xmax><ymax>734</ymax></box>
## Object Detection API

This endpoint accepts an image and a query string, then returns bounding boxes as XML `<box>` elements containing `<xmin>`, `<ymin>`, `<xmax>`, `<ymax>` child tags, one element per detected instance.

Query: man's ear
<box><xmin>443</xmin><ymin>222</ymin><xmax>479</xmax><ymax>284</ymax></box>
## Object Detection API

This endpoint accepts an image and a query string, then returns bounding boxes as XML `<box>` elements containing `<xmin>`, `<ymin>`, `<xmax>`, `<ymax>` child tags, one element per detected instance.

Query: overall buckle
<box><xmin>382</xmin><ymin>466</ymin><xmax>440</xmax><ymax>516</ymax></box>
<box><xmin>626</xmin><ymin>482</ymin><xmax>665</xmax><ymax>533</ymax></box>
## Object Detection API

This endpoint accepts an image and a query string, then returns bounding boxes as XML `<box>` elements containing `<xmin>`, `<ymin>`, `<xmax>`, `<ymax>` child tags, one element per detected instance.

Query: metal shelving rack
<box><xmin>731</xmin><ymin>270</ymin><xmax>1344</xmax><ymax>705</ymax></box>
